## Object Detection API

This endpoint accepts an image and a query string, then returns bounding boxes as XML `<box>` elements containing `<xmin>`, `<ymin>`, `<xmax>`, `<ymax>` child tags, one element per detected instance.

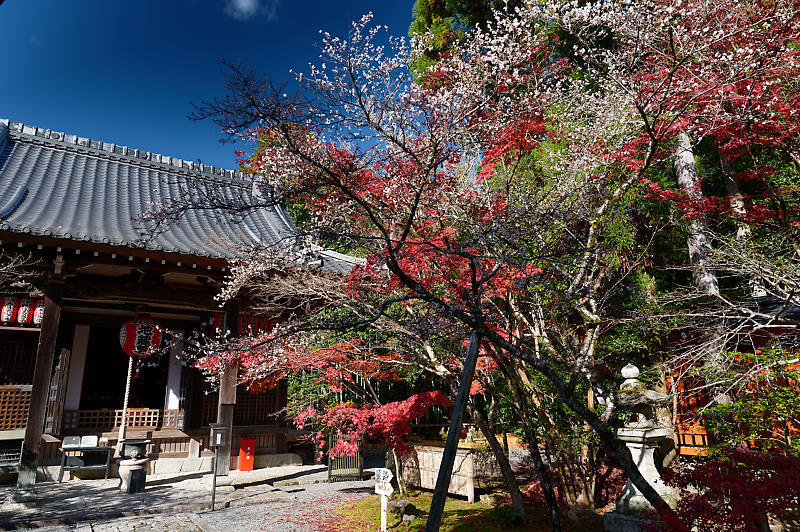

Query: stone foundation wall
<box><xmin>0</xmin><ymin>452</ymin><xmax>303</xmax><ymax>484</ymax></box>
<box><xmin>399</xmin><ymin>445</ymin><xmax>476</xmax><ymax>503</ymax></box>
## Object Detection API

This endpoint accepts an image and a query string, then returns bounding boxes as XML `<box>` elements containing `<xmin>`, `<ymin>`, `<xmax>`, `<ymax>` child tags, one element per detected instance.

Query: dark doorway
<box><xmin>80</xmin><ymin>325</ymin><xmax>168</xmax><ymax>410</ymax></box>
<box><xmin>0</xmin><ymin>331</ymin><xmax>38</xmax><ymax>385</ymax></box>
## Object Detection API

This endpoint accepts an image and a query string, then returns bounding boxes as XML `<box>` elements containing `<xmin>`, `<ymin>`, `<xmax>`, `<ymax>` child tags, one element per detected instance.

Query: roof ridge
<box><xmin>0</xmin><ymin>118</ymin><xmax>245</xmax><ymax>181</ymax></box>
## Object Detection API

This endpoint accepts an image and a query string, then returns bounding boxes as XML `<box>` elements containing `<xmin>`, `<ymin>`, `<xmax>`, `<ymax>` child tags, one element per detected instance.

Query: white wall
<box><xmin>164</xmin><ymin>341</ymin><xmax>183</xmax><ymax>410</ymax></box>
<box><xmin>64</xmin><ymin>324</ymin><xmax>90</xmax><ymax>410</ymax></box>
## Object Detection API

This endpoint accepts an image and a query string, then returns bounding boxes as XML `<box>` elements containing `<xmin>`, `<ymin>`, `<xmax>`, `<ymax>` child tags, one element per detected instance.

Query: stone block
<box><xmin>188</xmin><ymin>438</ymin><xmax>201</xmax><ymax>459</ymax></box>
<box><xmin>180</xmin><ymin>458</ymin><xmax>206</xmax><ymax>473</ymax></box>
<box><xmin>153</xmin><ymin>458</ymin><xmax>183</xmax><ymax>475</ymax></box>
<box><xmin>253</xmin><ymin>453</ymin><xmax>302</xmax><ymax>468</ymax></box>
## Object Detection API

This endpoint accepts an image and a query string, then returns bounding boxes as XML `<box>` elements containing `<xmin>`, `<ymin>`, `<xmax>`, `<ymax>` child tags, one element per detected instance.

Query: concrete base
<box><xmin>0</xmin><ymin>489</ymin><xmax>38</xmax><ymax>515</ymax></box>
<box><xmin>119</xmin><ymin>458</ymin><xmax>149</xmax><ymax>494</ymax></box>
<box><xmin>604</xmin><ymin>512</ymin><xmax>663</xmax><ymax>532</ymax></box>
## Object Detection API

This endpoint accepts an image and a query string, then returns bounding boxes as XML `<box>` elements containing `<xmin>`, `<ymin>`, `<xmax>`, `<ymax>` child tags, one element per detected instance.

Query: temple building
<box><xmin>0</xmin><ymin>119</ymin><xmax>353</xmax><ymax>484</ymax></box>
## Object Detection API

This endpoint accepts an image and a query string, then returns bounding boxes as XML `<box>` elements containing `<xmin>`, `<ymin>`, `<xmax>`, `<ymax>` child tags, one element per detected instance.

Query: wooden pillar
<box><xmin>215</xmin><ymin>303</ymin><xmax>238</xmax><ymax>476</ymax></box>
<box><xmin>277</xmin><ymin>380</ymin><xmax>288</xmax><ymax>452</ymax></box>
<box><xmin>17</xmin><ymin>282</ymin><xmax>62</xmax><ymax>490</ymax></box>
<box><xmin>216</xmin><ymin>362</ymin><xmax>237</xmax><ymax>475</ymax></box>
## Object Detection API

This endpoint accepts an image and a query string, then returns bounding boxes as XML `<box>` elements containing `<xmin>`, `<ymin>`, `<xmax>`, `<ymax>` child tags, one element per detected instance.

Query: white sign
<box><xmin>375</xmin><ymin>480</ymin><xmax>394</xmax><ymax>496</ymax></box>
<box><xmin>374</xmin><ymin>467</ymin><xmax>394</xmax><ymax>483</ymax></box>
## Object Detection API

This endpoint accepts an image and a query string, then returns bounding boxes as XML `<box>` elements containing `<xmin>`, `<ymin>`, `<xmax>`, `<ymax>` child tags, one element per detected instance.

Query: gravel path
<box><xmin>18</xmin><ymin>480</ymin><xmax>374</xmax><ymax>532</ymax></box>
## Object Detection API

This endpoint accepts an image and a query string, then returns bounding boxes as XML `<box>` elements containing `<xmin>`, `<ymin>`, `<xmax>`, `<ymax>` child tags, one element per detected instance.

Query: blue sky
<box><xmin>0</xmin><ymin>0</ymin><xmax>413</xmax><ymax>169</ymax></box>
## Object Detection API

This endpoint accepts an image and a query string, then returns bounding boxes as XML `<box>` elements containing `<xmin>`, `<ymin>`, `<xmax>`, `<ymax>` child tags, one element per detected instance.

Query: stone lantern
<box><xmin>605</xmin><ymin>364</ymin><xmax>678</xmax><ymax>531</ymax></box>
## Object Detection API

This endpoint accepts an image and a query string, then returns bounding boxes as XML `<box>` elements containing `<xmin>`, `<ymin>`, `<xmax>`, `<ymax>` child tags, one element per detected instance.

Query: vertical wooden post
<box><xmin>17</xmin><ymin>282</ymin><xmax>62</xmax><ymax>490</ymax></box>
<box><xmin>215</xmin><ymin>303</ymin><xmax>239</xmax><ymax>476</ymax></box>
<box><xmin>216</xmin><ymin>362</ymin><xmax>237</xmax><ymax>475</ymax></box>
<box><xmin>163</xmin><ymin>341</ymin><xmax>183</xmax><ymax>410</ymax></box>
<box><xmin>426</xmin><ymin>332</ymin><xmax>480</xmax><ymax>532</ymax></box>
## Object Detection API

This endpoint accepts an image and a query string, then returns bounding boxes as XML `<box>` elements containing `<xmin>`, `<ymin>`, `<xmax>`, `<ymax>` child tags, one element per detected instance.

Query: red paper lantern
<box><xmin>32</xmin><ymin>300</ymin><xmax>45</xmax><ymax>326</ymax></box>
<box><xmin>16</xmin><ymin>298</ymin><xmax>34</xmax><ymax>325</ymax></box>
<box><xmin>119</xmin><ymin>317</ymin><xmax>162</xmax><ymax>357</ymax></box>
<box><xmin>1</xmin><ymin>297</ymin><xmax>18</xmax><ymax>324</ymax></box>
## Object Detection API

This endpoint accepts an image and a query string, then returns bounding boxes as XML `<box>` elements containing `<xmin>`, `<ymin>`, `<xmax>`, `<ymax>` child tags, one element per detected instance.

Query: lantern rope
<box><xmin>116</xmin><ymin>355</ymin><xmax>134</xmax><ymax>455</ymax></box>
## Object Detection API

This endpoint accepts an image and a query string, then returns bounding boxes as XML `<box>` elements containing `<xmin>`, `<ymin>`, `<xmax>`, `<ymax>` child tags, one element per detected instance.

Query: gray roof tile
<box><xmin>0</xmin><ymin>119</ymin><xmax>357</xmax><ymax>273</ymax></box>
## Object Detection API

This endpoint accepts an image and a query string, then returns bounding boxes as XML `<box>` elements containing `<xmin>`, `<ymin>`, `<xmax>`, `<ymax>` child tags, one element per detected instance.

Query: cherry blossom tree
<box><xmin>172</xmin><ymin>0</ymin><xmax>800</xmax><ymax>528</ymax></box>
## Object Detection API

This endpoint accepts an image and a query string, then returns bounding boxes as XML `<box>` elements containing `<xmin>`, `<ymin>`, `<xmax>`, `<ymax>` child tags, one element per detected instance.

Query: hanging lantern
<box><xmin>16</xmin><ymin>298</ymin><xmax>34</xmax><ymax>325</ymax></box>
<box><xmin>32</xmin><ymin>300</ymin><xmax>45</xmax><ymax>326</ymax></box>
<box><xmin>119</xmin><ymin>317</ymin><xmax>162</xmax><ymax>357</ymax></box>
<box><xmin>1</xmin><ymin>297</ymin><xmax>18</xmax><ymax>324</ymax></box>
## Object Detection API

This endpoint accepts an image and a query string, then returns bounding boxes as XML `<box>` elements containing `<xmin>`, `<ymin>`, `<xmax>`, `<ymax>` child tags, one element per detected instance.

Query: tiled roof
<box><xmin>0</xmin><ymin>119</ymin><xmax>357</xmax><ymax>273</ymax></box>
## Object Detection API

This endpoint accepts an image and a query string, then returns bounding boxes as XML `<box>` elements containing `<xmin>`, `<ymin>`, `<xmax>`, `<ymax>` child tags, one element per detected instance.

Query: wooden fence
<box><xmin>328</xmin><ymin>432</ymin><xmax>363</xmax><ymax>481</ymax></box>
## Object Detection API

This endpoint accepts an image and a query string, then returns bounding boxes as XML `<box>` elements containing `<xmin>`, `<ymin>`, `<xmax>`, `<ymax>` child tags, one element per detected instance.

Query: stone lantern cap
<box><xmin>614</xmin><ymin>363</ymin><xmax>669</xmax><ymax>429</ymax></box>
<box><xmin>615</xmin><ymin>364</ymin><xmax>669</xmax><ymax>406</ymax></box>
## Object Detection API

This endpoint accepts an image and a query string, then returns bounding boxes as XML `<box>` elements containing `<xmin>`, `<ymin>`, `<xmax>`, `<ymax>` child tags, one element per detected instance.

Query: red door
<box><xmin>238</xmin><ymin>438</ymin><xmax>256</xmax><ymax>471</ymax></box>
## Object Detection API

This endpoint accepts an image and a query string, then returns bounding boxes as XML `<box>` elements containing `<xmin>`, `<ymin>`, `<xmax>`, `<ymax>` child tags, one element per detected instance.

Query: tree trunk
<box><xmin>391</xmin><ymin>449</ymin><xmax>407</xmax><ymax>496</ymax></box>
<box><xmin>468</xmin><ymin>404</ymin><xmax>527</xmax><ymax>523</ymax></box>
<box><xmin>676</xmin><ymin>136</ymin><xmax>734</xmax><ymax>403</ymax></box>
<box><xmin>720</xmin><ymin>153</ymin><xmax>750</xmax><ymax>239</ymax></box>
<box><xmin>675</xmin><ymin>132</ymin><xmax>719</xmax><ymax>296</ymax></box>
<box><xmin>522</xmin><ymin>421</ymin><xmax>562</xmax><ymax>531</ymax></box>
<box><xmin>498</xmin><ymin>359</ymin><xmax>562</xmax><ymax>531</ymax></box>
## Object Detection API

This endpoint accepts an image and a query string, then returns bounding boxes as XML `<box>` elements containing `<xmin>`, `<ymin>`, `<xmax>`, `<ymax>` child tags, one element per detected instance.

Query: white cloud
<box><xmin>224</xmin><ymin>0</ymin><xmax>279</xmax><ymax>20</ymax></box>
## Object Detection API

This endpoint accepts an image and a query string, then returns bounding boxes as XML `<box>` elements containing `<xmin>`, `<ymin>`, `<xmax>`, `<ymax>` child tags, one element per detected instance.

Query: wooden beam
<box><xmin>62</xmin><ymin>274</ymin><xmax>218</xmax><ymax>309</ymax></box>
<box><xmin>17</xmin><ymin>282</ymin><xmax>63</xmax><ymax>490</ymax></box>
<box><xmin>0</xmin><ymin>230</ymin><xmax>228</xmax><ymax>271</ymax></box>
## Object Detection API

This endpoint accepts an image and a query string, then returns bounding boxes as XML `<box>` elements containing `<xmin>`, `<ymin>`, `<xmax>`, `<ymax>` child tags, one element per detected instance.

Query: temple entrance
<box><xmin>79</xmin><ymin>325</ymin><xmax>168</xmax><ymax>410</ymax></box>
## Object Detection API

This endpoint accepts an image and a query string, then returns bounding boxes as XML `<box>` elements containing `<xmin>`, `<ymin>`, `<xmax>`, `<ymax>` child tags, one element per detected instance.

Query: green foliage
<box><xmin>287</xmin><ymin>372</ymin><xmax>337</xmax><ymax>417</ymax></box>
<box><xmin>702</xmin><ymin>352</ymin><xmax>800</xmax><ymax>456</ymax></box>
<box><xmin>286</xmin><ymin>198</ymin><xmax>311</xmax><ymax>227</ymax></box>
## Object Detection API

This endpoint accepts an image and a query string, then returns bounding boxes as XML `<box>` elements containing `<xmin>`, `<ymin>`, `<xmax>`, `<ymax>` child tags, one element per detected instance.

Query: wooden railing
<box><xmin>201</xmin><ymin>388</ymin><xmax>281</xmax><ymax>426</ymax></box>
<box><xmin>0</xmin><ymin>385</ymin><xmax>32</xmax><ymax>431</ymax></box>
<box><xmin>675</xmin><ymin>424</ymin><xmax>710</xmax><ymax>456</ymax></box>
<box><xmin>62</xmin><ymin>408</ymin><xmax>180</xmax><ymax>431</ymax></box>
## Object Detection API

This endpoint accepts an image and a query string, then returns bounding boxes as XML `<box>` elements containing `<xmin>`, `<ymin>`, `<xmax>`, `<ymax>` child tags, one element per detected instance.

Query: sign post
<box><xmin>209</xmin><ymin>423</ymin><xmax>228</xmax><ymax>511</ymax></box>
<box><xmin>374</xmin><ymin>467</ymin><xmax>394</xmax><ymax>532</ymax></box>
